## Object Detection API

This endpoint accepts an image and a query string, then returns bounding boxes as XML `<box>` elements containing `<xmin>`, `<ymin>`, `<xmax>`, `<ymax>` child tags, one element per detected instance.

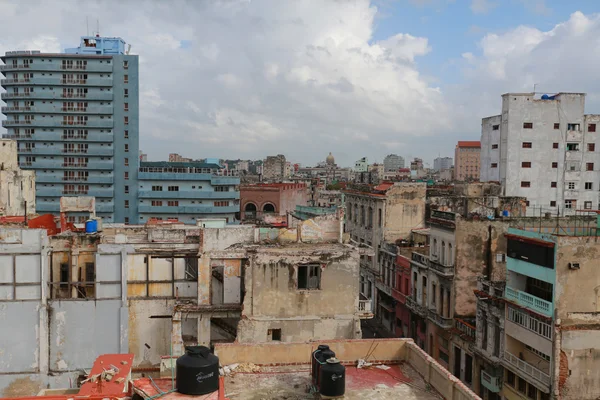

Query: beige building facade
<box><xmin>455</xmin><ymin>141</ymin><xmax>481</xmax><ymax>181</ymax></box>
<box><xmin>0</xmin><ymin>139</ymin><xmax>35</xmax><ymax>217</ymax></box>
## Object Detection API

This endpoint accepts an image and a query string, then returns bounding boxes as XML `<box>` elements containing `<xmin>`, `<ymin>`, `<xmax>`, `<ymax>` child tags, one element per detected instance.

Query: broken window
<box><xmin>60</xmin><ymin>263</ymin><xmax>69</xmax><ymax>289</ymax></box>
<box><xmin>567</xmin><ymin>123</ymin><xmax>580</xmax><ymax>131</ymax></box>
<box><xmin>185</xmin><ymin>257</ymin><xmax>199</xmax><ymax>281</ymax></box>
<box><xmin>492</xmin><ymin>124</ymin><xmax>499</xmax><ymax>131</ymax></box>
<box><xmin>297</xmin><ymin>264</ymin><xmax>321</xmax><ymax>290</ymax></box>
<box><xmin>85</xmin><ymin>262</ymin><xmax>95</xmax><ymax>284</ymax></box>
<box><xmin>566</xmin><ymin>143</ymin><xmax>579</xmax><ymax>151</ymax></box>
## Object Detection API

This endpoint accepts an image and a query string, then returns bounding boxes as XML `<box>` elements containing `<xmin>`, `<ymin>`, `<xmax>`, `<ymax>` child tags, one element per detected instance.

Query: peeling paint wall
<box><xmin>0</xmin><ymin>140</ymin><xmax>36</xmax><ymax>217</ymax></box>
<box><xmin>383</xmin><ymin>183</ymin><xmax>426</xmax><ymax>242</ymax></box>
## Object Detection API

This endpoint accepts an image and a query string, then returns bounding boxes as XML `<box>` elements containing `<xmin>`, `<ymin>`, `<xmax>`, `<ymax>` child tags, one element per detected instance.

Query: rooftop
<box><xmin>456</xmin><ymin>141</ymin><xmax>481</xmax><ymax>148</ymax></box>
<box><xmin>140</xmin><ymin>161</ymin><xmax>223</xmax><ymax>169</ymax></box>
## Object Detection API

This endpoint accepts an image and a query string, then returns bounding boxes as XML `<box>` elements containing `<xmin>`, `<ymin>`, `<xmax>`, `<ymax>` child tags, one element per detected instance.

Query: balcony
<box><xmin>1</xmin><ymin>77</ymin><xmax>112</xmax><ymax>86</ymax></box>
<box><xmin>428</xmin><ymin>310</ymin><xmax>453</xmax><ymax>329</ymax></box>
<box><xmin>453</xmin><ymin>318</ymin><xmax>476</xmax><ymax>342</ymax></box>
<box><xmin>480</xmin><ymin>370</ymin><xmax>501</xmax><ymax>393</ymax></box>
<box><xmin>429</xmin><ymin>259</ymin><xmax>454</xmax><ymax>277</ymax></box>
<box><xmin>0</xmin><ymin>63</ymin><xmax>112</xmax><ymax>73</ymax></box>
<box><xmin>137</xmin><ymin>190</ymin><xmax>239</xmax><ymax>200</ymax></box>
<box><xmin>2</xmin><ymin>119</ymin><xmax>114</xmax><ymax>128</ymax></box>
<box><xmin>566</xmin><ymin>129</ymin><xmax>583</xmax><ymax>142</ymax></box>
<box><xmin>5</xmin><ymin>131</ymin><xmax>113</xmax><ymax>142</ymax></box>
<box><xmin>211</xmin><ymin>176</ymin><xmax>240</xmax><ymax>185</ymax></box>
<box><xmin>503</xmin><ymin>351</ymin><xmax>551</xmax><ymax>387</ymax></box>
<box><xmin>357</xmin><ymin>300</ymin><xmax>374</xmax><ymax>319</ymax></box>
<box><xmin>406</xmin><ymin>296</ymin><xmax>427</xmax><ymax>318</ymax></box>
<box><xmin>1</xmin><ymin>106</ymin><xmax>38</xmax><ymax>113</ymax></box>
<box><xmin>392</xmin><ymin>288</ymin><xmax>406</xmax><ymax>305</ymax></box>
<box><xmin>505</xmin><ymin>287</ymin><xmax>553</xmax><ymax>317</ymax></box>
<box><xmin>36</xmin><ymin>174</ymin><xmax>114</xmax><ymax>184</ymax></box>
<box><xmin>411</xmin><ymin>252</ymin><xmax>429</xmax><ymax>270</ymax></box>
<box><xmin>138</xmin><ymin>205</ymin><xmax>239</xmax><ymax>214</ymax></box>
<box><xmin>1</xmin><ymin>91</ymin><xmax>114</xmax><ymax>101</ymax></box>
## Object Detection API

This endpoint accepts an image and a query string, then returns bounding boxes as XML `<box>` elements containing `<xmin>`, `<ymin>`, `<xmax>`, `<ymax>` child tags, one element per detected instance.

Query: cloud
<box><xmin>470</xmin><ymin>0</ymin><xmax>497</xmax><ymax>14</ymax></box>
<box><xmin>0</xmin><ymin>0</ymin><xmax>451</xmax><ymax>166</ymax></box>
<box><xmin>518</xmin><ymin>0</ymin><xmax>551</xmax><ymax>16</ymax></box>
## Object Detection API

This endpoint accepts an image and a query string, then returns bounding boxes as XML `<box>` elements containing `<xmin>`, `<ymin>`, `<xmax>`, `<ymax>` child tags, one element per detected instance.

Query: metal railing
<box><xmin>428</xmin><ymin>310</ymin><xmax>453</xmax><ymax>329</ymax></box>
<box><xmin>429</xmin><ymin>259</ymin><xmax>455</xmax><ymax>277</ymax></box>
<box><xmin>455</xmin><ymin>318</ymin><xmax>476</xmax><ymax>341</ymax></box>
<box><xmin>507</xmin><ymin>306</ymin><xmax>552</xmax><ymax>340</ymax></box>
<box><xmin>504</xmin><ymin>351</ymin><xmax>551</xmax><ymax>386</ymax></box>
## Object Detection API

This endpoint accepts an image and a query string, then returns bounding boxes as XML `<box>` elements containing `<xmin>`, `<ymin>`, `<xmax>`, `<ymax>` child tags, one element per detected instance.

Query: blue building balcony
<box><xmin>30</xmin><ymin>159</ymin><xmax>113</xmax><ymax>170</ymax></box>
<box><xmin>2</xmin><ymin>119</ymin><xmax>114</xmax><ymax>128</ymax></box>
<box><xmin>1</xmin><ymin>77</ymin><xmax>113</xmax><ymax>86</ymax></box>
<box><xmin>138</xmin><ymin>172</ymin><xmax>213</xmax><ymax>181</ymax></box>
<box><xmin>1</xmin><ymin>91</ymin><xmax>114</xmax><ymax>101</ymax></box>
<box><xmin>505</xmin><ymin>287</ymin><xmax>553</xmax><ymax>317</ymax></box>
<box><xmin>5</xmin><ymin>131</ymin><xmax>114</xmax><ymax>142</ymax></box>
<box><xmin>35</xmin><ymin>173</ymin><xmax>114</xmax><ymax>184</ymax></box>
<box><xmin>137</xmin><ymin>190</ymin><xmax>239</xmax><ymax>200</ymax></box>
<box><xmin>0</xmin><ymin>63</ymin><xmax>113</xmax><ymax>73</ymax></box>
<box><xmin>211</xmin><ymin>176</ymin><xmax>241</xmax><ymax>185</ymax></box>
<box><xmin>35</xmin><ymin>203</ymin><xmax>60</xmax><ymax>213</ymax></box>
<box><xmin>138</xmin><ymin>205</ymin><xmax>239</xmax><ymax>214</ymax></box>
<box><xmin>20</xmin><ymin>147</ymin><xmax>114</xmax><ymax>156</ymax></box>
<box><xmin>37</xmin><ymin>187</ymin><xmax>114</xmax><ymax>198</ymax></box>
<box><xmin>2</xmin><ymin>105</ymin><xmax>113</xmax><ymax>114</ymax></box>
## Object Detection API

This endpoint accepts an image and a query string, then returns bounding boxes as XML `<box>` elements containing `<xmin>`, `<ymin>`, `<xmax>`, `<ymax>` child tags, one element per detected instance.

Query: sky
<box><xmin>1</xmin><ymin>0</ymin><xmax>600</xmax><ymax>168</ymax></box>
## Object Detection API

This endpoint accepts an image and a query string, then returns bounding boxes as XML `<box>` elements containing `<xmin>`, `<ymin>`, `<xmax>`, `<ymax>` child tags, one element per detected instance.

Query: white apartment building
<box><xmin>480</xmin><ymin>92</ymin><xmax>600</xmax><ymax>214</ymax></box>
<box><xmin>434</xmin><ymin>157</ymin><xmax>453</xmax><ymax>172</ymax></box>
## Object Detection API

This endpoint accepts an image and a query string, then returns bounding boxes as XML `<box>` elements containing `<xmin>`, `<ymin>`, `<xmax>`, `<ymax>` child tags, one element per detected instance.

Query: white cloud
<box><xmin>470</xmin><ymin>0</ymin><xmax>497</xmax><ymax>14</ymax></box>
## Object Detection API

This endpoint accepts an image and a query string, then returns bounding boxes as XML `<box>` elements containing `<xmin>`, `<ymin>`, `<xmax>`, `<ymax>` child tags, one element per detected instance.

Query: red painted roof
<box><xmin>457</xmin><ymin>141</ymin><xmax>481</xmax><ymax>148</ymax></box>
<box><xmin>374</xmin><ymin>182</ymin><xmax>394</xmax><ymax>192</ymax></box>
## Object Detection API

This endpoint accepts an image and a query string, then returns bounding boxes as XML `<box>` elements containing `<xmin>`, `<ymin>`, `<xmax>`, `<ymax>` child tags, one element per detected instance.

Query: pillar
<box><xmin>198</xmin><ymin>254</ymin><xmax>211</xmax><ymax>305</ymax></box>
<box><xmin>198</xmin><ymin>314</ymin><xmax>211</xmax><ymax>347</ymax></box>
<box><xmin>171</xmin><ymin>311</ymin><xmax>184</xmax><ymax>356</ymax></box>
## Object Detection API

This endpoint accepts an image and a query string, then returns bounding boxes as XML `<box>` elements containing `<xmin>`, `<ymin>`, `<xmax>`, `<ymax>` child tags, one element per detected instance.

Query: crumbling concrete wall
<box><xmin>202</xmin><ymin>226</ymin><xmax>255</xmax><ymax>252</ymax></box>
<box><xmin>454</xmin><ymin>219</ymin><xmax>509</xmax><ymax>317</ymax></box>
<box><xmin>0</xmin><ymin>140</ymin><xmax>36</xmax><ymax>217</ymax></box>
<box><xmin>237</xmin><ymin>244</ymin><xmax>361</xmax><ymax>343</ymax></box>
<box><xmin>383</xmin><ymin>183</ymin><xmax>426</xmax><ymax>242</ymax></box>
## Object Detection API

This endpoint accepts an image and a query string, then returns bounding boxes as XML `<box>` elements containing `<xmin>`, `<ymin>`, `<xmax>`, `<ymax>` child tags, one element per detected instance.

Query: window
<box><xmin>554</xmin><ymin>123</ymin><xmax>560</xmax><ymax>130</ymax></box>
<box><xmin>565</xmin><ymin>199</ymin><xmax>576</xmax><ymax>209</ymax></box>
<box><xmin>523</xmin><ymin>122</ymin><xmax>533</xmax><ymax>129</ymax></box>
<box><xmin>589</xmin><ymin>143</ymin><xmax>596</xmax><ymax>151</ymax></box>
<box><xmin>124</xmin><ymin>130</ymin><xmax>129</xmax><ymax>138</ymax></box>
<box><xmin>568</xmin><ymin>123</ymin><xmax>580</xmax><ymax>131</ymax></box>
<box><xmin>184</xmin><ymin>257</ymin><xmax>198</xmax><ymax>281</ymax></box>
<box><xmin>59</xmin><ymin>263</ymin><xmax>69</xmax><ymax>288</ymax></box>
<box><xmin>124</xmin><ymin>200</ymin><xmax>129</xmax><ymax>208</ymax></box>
<box><xmin>553</xmin><ymin>142</ymin><xmax>559</xmax><ymax>149</ymax></box>
<box><xmin>518</xmin><ymin>377</ymin><xmax>527</xmax><ymax>394</ymax></box>
<box><xmin>527</xmin><ymin>384</ymin><xmax>538</xmax><ymax>400</ymax></box>
<box><xmin>152</xmin><ymin>185</ymin><xmax>163</xmax><ymax>191</ymax></box>
<box><xmin>491</xmin><ymin>163</ymin><xmax>498</xmax><ymax>168</ymax></box>
<box><xmin>214</xmin><ymin>201</ymin><xmax>229</xmax><ymax>207</ymax></box>
<box><xmin>123</xmin><ymin>60</ymin><xmax>129</xmax><ymax>69</ymax></box>
<box><xmin>550</xmin><ymin>201</ymin><xmax>556</xmax><ymax>207</ymax></box>
<box><xmin>297</xmin><ymin>264</ymin><xmax>321</xmax><ymax>290</ymax></box>
<box><xmin>506</xmin><ymin>370</ymin><xmax>516</xmax><ymax>387</ymax></box>
<box><xmin>151</xmin><ymin>200</ymin><xmax>163</xmax><ymax>206</ymax></box>
<box><xmin>491</xmin><ymin>144</ymin><xmax>498</xmax><ymax>149</ymax></box>
<box><xmin>124</xmin><ymin>217</ymin><xmax>129</xmax><ymax>224</ymax></box>
<box><xmin>521</xmin><ymin>181</ymin><xmax>531</xmax><ymax>188</ymax></box>
<box><xmin>124</xmin><ymin>157</ymin><xmax>129</xmax><ymax>166</ymax></box>
<box><xmin>125</xmin><ymin>185</ymin><xmax>129</xmax><ymax>194</ymax></box>
<box><xmin>378</xmin><ymin>208</ymin><xmax>382</xmax><ymax>227</ymax></box>
<box><xmin>270</xmin><ymin>328</ymin><xmax>282</xmax><ymax>341</ymax></box>
<box><xmin>124</xmin><ymin>144</ymin><xmax>129</xmax><ymax>152</ymax></box>
<box><xmin>214</xmin><ymin>186</ymin><xmax>229</xmax><ymax>192</ymax></box>
<box><xmin>521</xmin><ymin>161</ymin><xmax>531</xmax><ymax>168</ymax></box>
<box><xmin>522</xmin><ymin>142</ymin><xmax>532</xmax><ymax>148</ymax></box>
<box><xmin>585</xmin><ymin>201</ymin><xmax>593</xmax><ymax>210</ymax></box>
<box><xmin>567</xmin><ymin>143</ymin><xmax>579</xmax><ymax>151</ymax></box>
<box><xmin>568</xmin><ymin>182</ymin><xmax>576</xmax><ymax>190</ymax></box>
<box><xmin>586</xmin><ymin>182</ymin><xmax>593</xmax><ymax>190</ymax></box>
<box><xmin>167</xmin><ymin>201</ymin><xmax>179</xmax><ymax>207</ymax></box>
<box><xmin>124</xmin><ymin>116</ymin><xmax>129</xmax><ymax>125</ymax></box>
<box><xmin>551</xmin><ymin>182</ymin><xmax>557</xmax><ymax>188</ymax></box>
<box><xmin>587</xmin><ymin>163</ymin><xmax>594</xmax><ymax>171</ymax></box>
<box><xmin>124</xmin><ymin>103</ymin><xmax>129</xmax><ymax>111</ymax></box>
<box><xmin>552</xmin><ymin>162</ymin><xmax>558</xmax><ymax>168</ymax></box>
<box><xmin>124</xmin><ymin>88</ymin><xmax>129</xmax><ymax>97</ymax></box>
<box><xmin>124</xmin><ymin>74</ymin><xmax>129</xmax><ymax>83</ymax></box>
<box><xmin>168</xmin><ymin>186</ymin><xmax>179</xmax><ymax>191</ymax></box>
<box><xmin>491</xmin><ymin>124</ymin><xmax>499</xmax><ymax>130</ymax></box>
<box><xmin>124</xmin><ymin>172</ymin><xmax>129</xmax><ymax>180</ymax></box>
<box><xmin>589</xmin><ymin>123</ymin><xmax>597</xmax><ymax>132</ymax></box>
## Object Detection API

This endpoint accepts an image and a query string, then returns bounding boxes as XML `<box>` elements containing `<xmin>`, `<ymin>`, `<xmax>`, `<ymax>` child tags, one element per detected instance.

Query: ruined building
<box><xmin>0</xmin><ymin>139</ymin><xmax>35</xmax><ymax>217</ymax></box>
<box><xmin>262</xmin><ymin>154</ymin><xmax>287</xmax><ymax>181</ymax></box>
<box><xmin>0</xmin><ymin>212</ymin><xmax>369</xmax><ymax>395</ymax></box>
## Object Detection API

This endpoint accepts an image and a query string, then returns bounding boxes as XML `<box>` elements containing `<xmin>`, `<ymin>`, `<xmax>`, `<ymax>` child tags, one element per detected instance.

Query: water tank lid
<box><xmin>317</xmin><ymin>345</ymin><xmax>330</xmax><ymax>351</ymax></box>
<box><xmin>185</xmin><ymin>345</ymin><xmax>211</xmax><ymax>358</ymax></box>
<box><xmin>326</xmin><ymin>358</ymin><xmax>341</xmax><ymax>364</ymax></box>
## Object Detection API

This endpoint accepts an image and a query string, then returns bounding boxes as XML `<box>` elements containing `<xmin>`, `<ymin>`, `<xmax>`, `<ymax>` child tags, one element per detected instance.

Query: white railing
<box><xmin>505</xmin><ymin>287</ymin><xmax>552</xmax><ymax>316</ymax></box>
<box><xmin>481</xmin><ymin>370</ymin><xmax>501</xmax><ymax>392</ymax></box>
<box><xmin>358</xmin><ymin>300</ymin><xmax>372</xmax><ymax>314</ymax></box>
<box><xmin>454</xmin><ymin>318</ymin><xmax>476</xmax><ymax>341</ymax></box>
<box><xmin>504</xmin><ymin>351</ymin><xmax>551</xmax><ymax>385</ymax></box>
<box><xmin>507</xmin><ymin>306</ymin><xmax>552</xmax><ymax>340</ymax></box>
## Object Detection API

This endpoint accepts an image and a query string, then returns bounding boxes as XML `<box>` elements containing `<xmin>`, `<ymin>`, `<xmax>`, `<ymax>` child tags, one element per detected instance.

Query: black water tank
<box><xmin>316</xmin><ymin>349</ymin><xmax>336</xmax><ymax>389</ymax></box>
<box><xmin>176</xmin><ymin>346</ymin><xmax>219</xmax><ymax>395</ymax></box>
<box><xmin>319</xmin><ymin>358</ymin><xmax>345</xmax><ymax>398</ymax></box>
<box><xmin>311</xmin><ymin>345</ymin><xmax>330</xmax><ymax>385</ymax></box>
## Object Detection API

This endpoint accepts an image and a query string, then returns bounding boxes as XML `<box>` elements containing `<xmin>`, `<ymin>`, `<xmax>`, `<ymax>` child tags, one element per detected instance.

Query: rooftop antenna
<box><xmin>97</xmin><ymin>19</ymin><xmax>100</xmax><ymax>37</ymax></box>
<box><xmin>533</xmin><ymin>83</ymin><xmax>538</xmax><ymax>94</ymax></box>
<box><xmin>86</xmin><ymin>16</ymin><xmax>89</xmax><ymax>36</ymax></box>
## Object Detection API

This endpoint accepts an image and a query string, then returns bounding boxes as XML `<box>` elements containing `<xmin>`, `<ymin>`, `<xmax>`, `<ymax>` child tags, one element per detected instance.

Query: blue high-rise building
<box><xmin>137</xmin><ymin>161</ymin><xmax>240</xmax><ymax>224</ymax></box>
<box><xmin>1</xmin><ymin>35</ymin><xmax>139</xmax><ymax>223</ymax></box>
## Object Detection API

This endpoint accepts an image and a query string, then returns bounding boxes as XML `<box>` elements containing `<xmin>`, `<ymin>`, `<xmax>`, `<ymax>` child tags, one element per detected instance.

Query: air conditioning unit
<box><xmin>568</xmin><ymin>262</ymin><xmax>580</xmax><ymax>270</ymax></box>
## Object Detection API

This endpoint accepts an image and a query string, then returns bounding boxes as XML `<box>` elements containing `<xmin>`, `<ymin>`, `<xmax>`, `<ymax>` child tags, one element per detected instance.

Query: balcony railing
<box><xmin>504</xmin><ymin>351</ymin><xmax>551</xmax><ymax>386</ymax></box>
<box><xmin>454</xmin><ymin>318</ymin><xmax>476</xmax><ymax>342</ymax></box>
<box><xmin>406</xmin><ymin>296</ymin><xmax>427</xmax><ymax>317</ymax></box>
<box><xmin>507</xmin><ymin>306</ymin><xmax>552</xmax><ymax>340</ymax></box>
<box><xmin>429</xmin><ymin>259</ymin><xmax>455</xmax><ymax>277</ymax></box>
<box><xmin>357</xmin><ymin>300</ymin><xmax>373</xmax><ymax>319</ymax></box>
<box><xmin>428</xmin><ymin>310</ymin><xmax>453</xmax><ymax>329</ymax></box>
<box><xmin>505</xmin><ymin>287</ymin><xmax>552</xmax><ymax>317</ymax></box>
<box><xmin>481</xmin><ymin>370</ymin><xmax>501</xmax><ymax>393</ymax></box>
